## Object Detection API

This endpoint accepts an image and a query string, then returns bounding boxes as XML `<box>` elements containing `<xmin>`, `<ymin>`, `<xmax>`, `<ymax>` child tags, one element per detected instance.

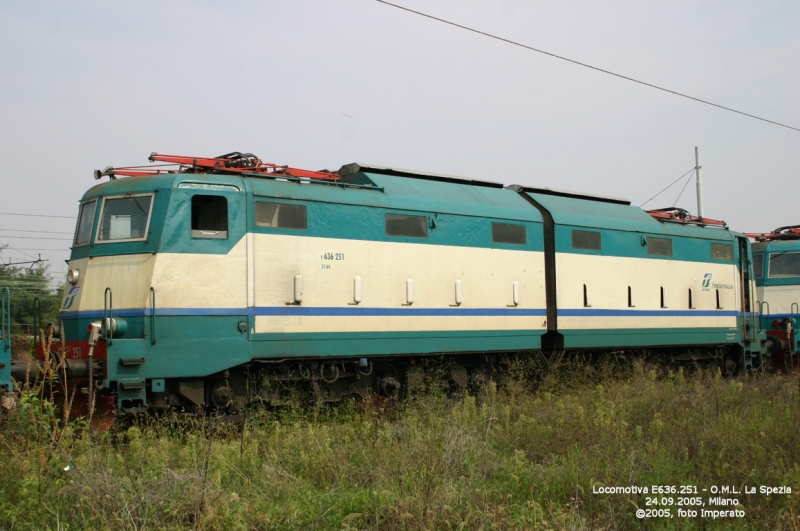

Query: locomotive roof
<box><xmin>338</xmin><ymin>163</ymin><xmax>505</xmax><ymax>189</ymax></box>
<box><xmin>523</xmin><ymin>189</ymin><xmax>735</xmax><ymax>240</ymax></box>
<box><xmin>80</xmin><ymin>168</ymin><xmax>738</xmax><ymax>242</ymax></box>
<box><xmin>753</xmin><ymin>238</ymin><xmax>800</xmax><ymax>252</ymax></box>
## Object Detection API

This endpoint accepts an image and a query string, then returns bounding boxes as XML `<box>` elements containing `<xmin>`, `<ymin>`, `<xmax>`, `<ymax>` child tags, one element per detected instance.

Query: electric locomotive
<box><xmin>749</xmin><ymin>226</ymin><xmax>800</xmax><ymax>370</ymax></box>
<box><xmin>4</xmin><ymin>152</ymin><xmax>767</xmax><ymax>424</ymax></box>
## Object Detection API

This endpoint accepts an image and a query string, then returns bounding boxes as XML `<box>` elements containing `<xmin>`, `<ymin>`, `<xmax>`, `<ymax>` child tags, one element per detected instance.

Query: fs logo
<box><xmin>702</xmin><ymin>273</ymin><xmax>712</xmax><ymax>291</ymax></box>
<box><xmin>62</xmin><ymin>286</ymin><xmax>80</xmax><ymax>309</ymax></box>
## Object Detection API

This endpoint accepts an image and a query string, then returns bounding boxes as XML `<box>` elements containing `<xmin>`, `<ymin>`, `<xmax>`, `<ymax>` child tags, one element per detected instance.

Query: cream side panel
<box><xmin>151</xmin><ymin>237</ymin><xmax>248</xmax><ymax>308</ymax></box>
<box><xmin>759</xmin><ymin>285</ymin><xmax>800</xmax><ymax>315</ymax></box>
<box><xmin>558</xmin><ymin>316</ymin><xmax>736</xmax><ymax>329</ymax></box>
<box><xmin>556</xmin><ymin>253</ymin><xmax>739</xmax><ymax>329</ymax></box>
<box><xmin>256</xmin><ymin>315</ymin><xmax>543</xmax><ymax>334</ymax></box>
<box><xmin>254</xmin><ymin>234</ymin><xmax>546</xmax><ymax>333</ymax></box>
<box><xmin>66</xmin><ymin>254</ymin><xmax>157</xmax><ymax>310</ymax></box>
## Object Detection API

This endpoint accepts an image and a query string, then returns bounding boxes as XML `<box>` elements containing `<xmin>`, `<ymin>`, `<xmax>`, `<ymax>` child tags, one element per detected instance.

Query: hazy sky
<box><xmin>1</xmin><ymin>1</ymin><xmax>798</xmax><ymax>280</ymax></box>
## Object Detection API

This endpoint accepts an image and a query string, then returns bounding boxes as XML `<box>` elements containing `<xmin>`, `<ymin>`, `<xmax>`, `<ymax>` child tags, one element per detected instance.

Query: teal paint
<box><xmin>0</xmin><ymin>287</ymin><xmax>11</xmax><ymax>391</ymax></box>
<box><xmin>753</xmin><ymin>239</ymin><xmax>800</xmax><ymax>288</ymax></box>
<box><xmin>560</xmin><ymin>327</ymin><xmax>739</xmax><ymax>349</ymax></box>
<box><xmin>248</xmin><ymin>329</ymin><xmax>544</xmax><ymax>358</ymax></box>
<box><xmin>553</xmin><ymin>224</ymin><xmax>738</xmax><ymax>262</ymax></box>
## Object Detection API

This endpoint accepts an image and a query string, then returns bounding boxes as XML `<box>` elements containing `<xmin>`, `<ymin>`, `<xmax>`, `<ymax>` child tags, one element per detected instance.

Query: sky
<box><xmin>1</xmin><ymin>0</ymin><xmax>798</xmax><ymax>283</ymax></box>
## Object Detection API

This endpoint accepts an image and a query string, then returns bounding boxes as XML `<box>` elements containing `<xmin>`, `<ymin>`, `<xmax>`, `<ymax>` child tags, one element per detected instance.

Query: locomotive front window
<box><xmin>647</xmin><ymin>237</ymin><xmax>673</xmax><ymax>256</ymax></box>
<box><xmin>753</xmin><ymin>254</ymin><xmax>764</xmax><ymax>279</ymax></box>
<box><xmin>385</xmin><ymin>214</ymin><xmax>427</xmax><ymax>238</ymax></box>
<box><xmin>493</xmin><ymin>223</ymin><xmax>526</xmax><ymax>245</ymax></box>
<box><xmin>74</xmin><ymin>199</ymin><xmax>97</xmax><ymax>246</ymax></box>
<box><xmin>769</xmin><ymin>252</ymin><xmax>800</xmax><ymax>277</ymax></box>
<box><xmin>96</xmin><ymin>193</ymin><xmax>153</xmax><ymax>242</ymax></box>
<box><xmin>256</xmin><ymin>202</ymin><xmax>307</xmax><ymax>230</ymax></box>
<box><xmin>571</xmin><ymin>230</ymin><xmax>600</xmax><ymax>251</ymax></box>
<box><xmin>192</xmin><ymin>195</ymin><xmax>228</xmax><ymax>239</ymax></box>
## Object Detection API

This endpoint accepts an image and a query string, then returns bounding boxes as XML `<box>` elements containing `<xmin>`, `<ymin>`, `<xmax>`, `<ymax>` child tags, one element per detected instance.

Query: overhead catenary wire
<box><xmin>376</xmin><ymin>0</ymin><xmax>800</xmax><ymax>133</ymax></box>
<box><xmin>0</xmin><ymin>248</ymin><xmax>69</xmax><ymax>251</ymax></box>
<box><xmin>673</xmin><ymin>171</ymin><xmax>697</xmax><ymax>207</ymax></box>
<box><xmin>0</xmin><ymin>236</ymin><xmax>72</xmax><ymax>241</ymax></box>
<box><xmin>0</xmin><ymin>246</ymin><xmax>40</xmax><ymax>260</ymax></box>
<box><xmin>639</xmin><ymin>168</ymin><xmax>695</xmax><ymax>208</ymax></box>
<box><xmin>0</xmin><ymin>212</ymin><xmax>76</xmax><ymax>219</ymax></box>
<box><xmin>0</xmin><ymin>229</ymin><xmax>73</xmax><ymax>235</ymax></box>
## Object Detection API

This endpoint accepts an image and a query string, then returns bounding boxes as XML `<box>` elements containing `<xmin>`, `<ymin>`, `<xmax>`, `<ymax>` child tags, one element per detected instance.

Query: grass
<box><xmin>2</xmin><ymin>360</ymin><xmax>800</xmax><ymax>530</ymax></box>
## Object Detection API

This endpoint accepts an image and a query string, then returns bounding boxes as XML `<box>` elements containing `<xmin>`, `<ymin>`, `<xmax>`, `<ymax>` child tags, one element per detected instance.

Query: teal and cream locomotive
<box><xmin>4</xmin><ymin>152</ymin><xmax>767</xmax><ymax>423</ymax></box>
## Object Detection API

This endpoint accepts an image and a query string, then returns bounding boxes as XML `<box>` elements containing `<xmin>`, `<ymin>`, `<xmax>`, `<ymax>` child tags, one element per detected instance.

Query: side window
<box><xmin>385</xmin><ymin>214</ymin><xmax>427</xmax><ymax>238</ymax></box>
<box><xmin>753</xmin><ymin>254</ymin><xmax>764</xmax><ymax>279</ymax></box>
<box><xmin>492</xmin><ymin>223</ymin><xmax>526</xmax><ymax>245</ymax></box>
<box><xmin>256</xmin><ymin>202</ymin><xmax>307</xmax><ymax>230</ymax></box>
<box><xmin>647</xmin><ymin>237</ymin><xmax>673</xmax><ymax>256</ymax></box>
<box><xmin>572</xmin><ymin>230</ymin><xmax>601</xmax><ymax>251</ymax></box>
<box><xmin>74</xmin><ymin>200</ymin><xmax>97</xmax><ymax>246</ymax></box>
<box><xmin>192</xmin><ymin>195</ymin><xmax>228</xmax><ymax>239</ymax></box>
<box><xmin>711</xmin><ymin>243</ymin><xmax>733</xmax><ymax>261</ymax></box>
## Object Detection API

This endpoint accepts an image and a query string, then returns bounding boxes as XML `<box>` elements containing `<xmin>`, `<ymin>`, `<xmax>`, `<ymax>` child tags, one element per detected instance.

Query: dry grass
<box><xmin>2</xmin><ymin>360</ymin><xmax>800</xmax><ymax>530</ymax></box>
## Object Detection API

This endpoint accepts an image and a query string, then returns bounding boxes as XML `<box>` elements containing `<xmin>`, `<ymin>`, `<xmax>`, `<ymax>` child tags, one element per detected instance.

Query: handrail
<box><xmin>33</xmin><ymin>297</ymin><xmax>41</xmax><ymax>346</ymax></box>
<box><xmin>149</xmin><ymin>286</ymin><xmax>157</xmax><ymax>345</ymax></box>
<box><xmin>1</xmin><ymin>287</ymin><xmax>10</xmax><ymax>353</ymax></box>
<box><xmin>103</xmin><ymin>287</ymin><xmax>113</xmax><ymax>347</ymax></box>
<box><xmin>759</xmin><ymin>301</ymin><xmax>770</xmax><ymax>330</ymax></box>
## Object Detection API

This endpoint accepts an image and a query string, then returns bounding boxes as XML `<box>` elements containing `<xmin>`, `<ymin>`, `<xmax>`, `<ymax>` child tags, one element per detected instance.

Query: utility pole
<box><xmin>695</xmin><ymin>146</ymin><xmax>704</xmax><ymax>218</ymax></box>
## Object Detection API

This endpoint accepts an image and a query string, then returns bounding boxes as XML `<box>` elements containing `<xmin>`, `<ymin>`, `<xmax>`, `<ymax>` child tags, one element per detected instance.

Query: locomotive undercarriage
<box><xmin>121</xmin><ymin>343</ymin><xmax>760</xmax><ymax>423</ymax></box>
<box><xmin>135</xmin><ymin>355</ymin><xmax>497</xmax><ymax>421</ymax></box>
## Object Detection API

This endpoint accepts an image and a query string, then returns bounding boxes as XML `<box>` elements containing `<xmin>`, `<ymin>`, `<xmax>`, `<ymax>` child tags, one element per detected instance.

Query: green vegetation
<box><xmin>2</xmin><ymin>363</ymin><xmax>800</xmax><ymax>530</ymax></box>
<box><xmin>0</xmin><ymin>245</ymin><xmax>63</xmax><ymax>358</ymax></box>
<box><xmin>0</xmin><ymin>267</ymin><xmax>62</xmax><ymax>326</ymax></box>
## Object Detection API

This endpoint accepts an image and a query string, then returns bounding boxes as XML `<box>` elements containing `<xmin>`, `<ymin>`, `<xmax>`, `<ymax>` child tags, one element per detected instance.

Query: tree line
<box><xmin>1</xmin><ymin>246</ymin><xmax>63</xmax><ymax>333</ymax></box>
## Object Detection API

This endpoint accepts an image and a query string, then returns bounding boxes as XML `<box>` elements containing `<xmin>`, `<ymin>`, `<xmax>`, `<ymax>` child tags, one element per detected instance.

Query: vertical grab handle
<box><xmin>33</xmin><ymin>297</ymin><xmax>41</xmax><ymax>346</ymax></box>
<box><xmin>149</xmin><ymin>287</ymin><xmax>157</xmax><ymax>345</ymax></box>
<box><xmin>1</xmin><ymin>287</ymin><xmax>10</xmax><ymax>353</ymax></box>
<box><xmin>758</xmin><ymin>301</ymin><xmax>769</xmax><ymax>333</ymax></box>
<box><xmin>103</xmin><ymin>287</ymin><xmax>113</xmax><ymax>347</ymax></box>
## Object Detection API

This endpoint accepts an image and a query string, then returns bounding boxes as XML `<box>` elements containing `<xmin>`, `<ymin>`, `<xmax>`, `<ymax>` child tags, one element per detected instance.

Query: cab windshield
<box><xmin>96</xmin><ymin>193</ymin><xmax>154</xmax><ymax>242</ymax></box>
<box><xmin>769</xmin><ymin>252</ymin><xmax>800</xmax><ymax>278</ymax></box>
<box><xmin>74</xmin><ymin>200</ymin><xmax>97</xmax><ymax>246</ymax></box>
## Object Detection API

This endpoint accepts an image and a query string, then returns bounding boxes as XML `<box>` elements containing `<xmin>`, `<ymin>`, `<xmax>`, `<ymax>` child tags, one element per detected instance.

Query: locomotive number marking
<box><xmin>321</xmin><ymin>253</ymin><xmax>345</xmax><ymax>261</ymax></box>
<box><xmin>72</xmin><ymin>346</ymin><xmax>82</xmax><ymax>359</ymax></box>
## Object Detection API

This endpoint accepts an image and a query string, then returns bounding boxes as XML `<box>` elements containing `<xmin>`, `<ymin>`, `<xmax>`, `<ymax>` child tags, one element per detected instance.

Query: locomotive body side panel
<box><xmin>527</xmin><ymin>191</ymin><xmax>746</xmax><ymax>350</ymax></box>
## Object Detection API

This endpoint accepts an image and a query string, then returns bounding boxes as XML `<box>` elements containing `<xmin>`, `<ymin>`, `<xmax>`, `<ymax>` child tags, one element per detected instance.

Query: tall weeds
<box><xmin>1</xmin><ymin>361</ymin><xmax>799</xmax><ymax>530</ymax></box>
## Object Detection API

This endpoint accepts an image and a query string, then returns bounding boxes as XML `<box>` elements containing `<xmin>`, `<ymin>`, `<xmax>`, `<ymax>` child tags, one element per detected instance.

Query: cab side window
<box><xmin>192</xmin><ymin>195</ymin><xmax>228</xmax><ymax>239</ymax></box>
<box><xmin>256</xmin><ymin>202</ymin><xmax>307</xmax><ymax>229</ymax></box>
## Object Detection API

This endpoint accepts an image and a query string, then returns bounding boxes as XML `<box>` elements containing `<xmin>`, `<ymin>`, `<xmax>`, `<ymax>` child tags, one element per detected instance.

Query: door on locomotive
<box><xmin>735</xmin><ymin>236</ymin><xmax>765</xmax><ymax>371</ymax></box>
